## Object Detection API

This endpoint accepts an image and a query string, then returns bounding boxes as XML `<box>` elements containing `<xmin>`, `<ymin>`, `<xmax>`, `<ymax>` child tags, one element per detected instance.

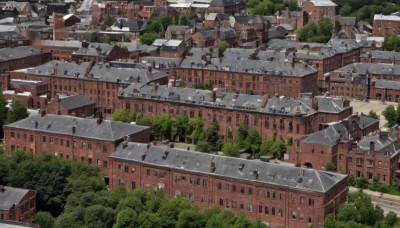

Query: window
<box><xmin>60</xmin><ymin>139</ymin><xmax>63</xmax><ymax>145</ymax></box>
<box><xmin>201</xmin><ymin>196</ymin><xmax>205</xmax><ymax>202</ymax></box>
<box><xmin>300</xmin><ymin>196</ymin><xmax>304</xmax><ymax>204</ymax></box>
<box><xmin>42</xmin><ymin>136</ymin><xmax>46</xmax><ymax>142</ymax></box>
<box><xmin>124</xmin><ymin>165</ymin><xmax>129</xmax><ymax>173</ymax></box>
<box><xmin>248</xmin><ymin>188</ymin><xmax>252</xmax><ymax>195</ymax></box>
<box><xmin>292</xmin><ymin>195</ymin><xmax>296</xmax><ymax>203</ymax></box>
<box><xmin>264</xmin><ymin>206</ymin><xmax>269</xmax><ymax>214</ymax></box>
<box><xmin>88</xmin><ymin>143</ymin><xmax>92</xmax><ymax>150</ymax></box>
<box><xmin>292</xmin><ymin>211</ymin><xmax>297</xmax><ymax>220</ymax></box>
<box><xmin>272</xmin><ymin>192</ymin><xmax>276</xmax><ymax>199</ymax></box>
<box><xmin>88</xmin><ymin>158</ymin><xmax>92</xmax><ymax>164</ymax></box>
<box><xmin>97</xmin><ymin>160</ymin><xmax>101</xmax><ymax>166</ymax></box>
<box><xmin>219</xmin><ymin>198</ymin><xmax>224</xmax><ymax>206</ymax></box>
<box><xmin>23</xmin><ymin>134</ymin><xmax>26</xmax><ymax>140</ymax></box>
<box><xmin>240</xmin><ymin>187</ymin><xmax>245</xmax><ymax>194</ymax></box>
<box><xmin>280</xmin><ymin>193</ymin><xmax>284</xmax><ymax>200</ymax></box>
<box><xmin>30</xmin><ymin>135</ymin><xmax>34</xmax><ymax>142</ymax></box>
<box><xmin>118</xmin><ymin>164</ymin><xmax>122</xmax><ymax>171</ymax></box>
<box><xmin>266</xmin><ymin>191</ymin><xmax>270</xmax><ymax>198</ymax></box>
<box><xmin>153</xmin><ymin>170</ymin><xmax>158</xmax><ymax>178</ymax></box>
<box><xmin>66</xmin><ymin>140</ymin><xmax>70</xmax><ymax>147</ymax></box>
<box><xmin>308</xmin><ymin>215</ymin><xmax>313</xmax><ymax>223</ymax></box>
<box><xmin>203</xmin><ymin>179</ymin><xmax>208</xmax><ymax>187</ymax></box>
<box><xmin>232</xmin><ymin>201</ymin><xmax>236</xmax><ymax>208</ymax></box>
<box><xmin>240</xmin><ymin>202</ymin><xmax>244</xmax><ymax>209</ymax></box>
<box><xmin>146</xmin><ymin>169</ymin><xmax>150</xmax><ymax>176</ymax></box>
<box><xmin>309</xmin><ymin>198</ymin><xmax>314</xmax><ymax>206</ymax></box>
<box><xmin>232</xmin><ymin>185</ymin><xmax>236</xmax><ymax>192</ymax></box>
<box><xmin>259</xmin><ymin>205</ymin><xmax>263</xmax><ymax>213</ymax></box>
<box><xmin>225</xmin><ymin>184</ymin><xmax>229</xmax><ymax>190</ymax></box>
<box><xmin>132</xmin><ymin>181</ymin><xmax>136</xmax><ymax>189</ymax></box>
<box><xmin>103</xmin><ymin>161</ymin><xmax>107</xmax><ymax>168</ymax></box>
<box><xmin>271</xmin><ymin>207</ymin><xmax>275</xmax><ymax>215</ymax></box>
<box><xmin>278</xmin><ymin>209</ymin><xmax>283</xmax><ymax>217</ymax></box>
<box><xmin>11</xmin><ymin>132</ymin><xmax>15</xmax><ymax>138</ymax></box>
<box><xmin>300</xmin><ymin>213</ymin><xmax>304</xmax><ymax>222</ymax></box>
<box><xmin>218</xmin><ymin>183</ymin><xmax>222</xmax><ymax>189</ymax></box>
<box><xmin>247</xmin><ymin>204</ymin><xmax>253</xmax><ymax>212</ymax></box>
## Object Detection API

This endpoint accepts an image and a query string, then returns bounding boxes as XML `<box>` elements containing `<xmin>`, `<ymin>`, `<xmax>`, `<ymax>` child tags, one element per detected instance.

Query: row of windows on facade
<box><xmin>126</xmin><ymin>103</ymin><xmax>301</xmax><ymax>132</ymax></box>
<box><xmin>10</xmin><ymin>132</ymin><xmax>109</xmax><ymax>152</ymax></box>
<box><xmin>0</xmin><ymin>198</ymin><xmax>35</xmax><ymax>220</ymax></box>
<box><xmin>119</xmin><ymin>166</ymin><xmax>316</xmax><ymax>206</ymax></box>
<box><xmin>354</xmin><ymin>170</ymin><xmax>388</xmax><ymax>182</ymax></box>
<box><xmin>118</xmin><ymin>179</ymin><xmax>314</xmax><ymax>224</ymax></box>
<box><xmin>348</xmin><ymin>157</ymin><xmax>389</xmax><ymax>168</ymax></box>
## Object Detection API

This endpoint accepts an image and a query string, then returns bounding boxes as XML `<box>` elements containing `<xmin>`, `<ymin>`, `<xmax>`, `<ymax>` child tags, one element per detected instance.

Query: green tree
<box><xmin>367</xmin><ymin>110</ymin><xmax>379</xmax><ymax>120</ymax></box>
<box><xmin>5</xmin><ymin>100</ymin><xmax>28</xmax><ymax>125</ymax></box>
<box><xmin>0</xmin><ymin>92</ymin><xmax>7</xmax><ymax>137</ymax></box>
<box><xmin>104</xmin><ymin>17</ymin><xmax>116</xmax><ymax>27</ymax></box>
<box><xmin>340</xmin><ymin>3</ymin><xmax>352</xmax><ymax>16</ymax></box>
<box><xmin>297</xmin><ymin>18</ymin><xmax>333</xmax><ymax>43</ymax></box>
<box><xmin>383</xmin><ymin>35</ymin><xmax>400</xmax><ymax>52</ymax></box>
<box><xmin>84</xmin><ymin>32</ymin><xmax>97</xmax><ymax>42</ymax></box>
<box><xmin>223</xmin><ymin>142</ymin><xmax>240</xmax><ymax>157</ymax></box>
<box><xmin>113</xmin><ymin>208</ymin><xmax>137</xmax><ymax>228</ymax></box>
<box><xmin>139</xmin><ymin>33</ymin><xmax>160</xmax><ymax>45</ymax></box>
<box><xmin>101</xmin><ymin>35</ymin><xmax>111</xmax><ymax>44</ymax></box>
<box><xmin>218</xmin><ymin>41</ymin><xmax>228</xmax><ymax>53</ymax></box>
<box><xmin>381</xmin><ymin>211</ymin><xmax>399</xmax><ymax>228</ymax></box>
<box><xmin>178</xmin><ymin>13</ymin><xmax>189</xmax><ymax>26</ymax></box>
<box><xmin>84</xmin><ymin>205</ymin><xmax>116</xmax><ymax>228</ymax></box>
<box><xmin>158</xmin><ymin>196</ymin><xmax>192</xmax><ymax>228</ymax></box>
<box><xmin>325</xmin><ymin>161</ymin><xmax>336</xmax><ymax>171</ymax></box>
<box><xmin>124</xmin><ymin>34</ymin><xmax>131</xmax><ymax>42</ymax></box>
<box><xmin>35</xmin><ymin>211</ymin><xmax>55</xmax><ymax>228</ymax></box>
<box><xmin>137</xmin><ymin>211</ymin><xmax>162</xmax><ymax>228</ymax></box>
<box><xmin>195</xmin><ymin>140</ymin><xmax>211</xmax><ymax>153</ymax></box>
<box><xmin>288</xmin><ymin>0</ymin><xmax>297</xmax><ymax>10</ymax></box>
<box><xmin>382</xmin><ymin>105</ymin><xmax>397</xmax><ymax>127</ymax></box>
<box><xmin>176</xmin><ymin>209</ymin><xmax>207</xmax><ymax>228</ymax></box>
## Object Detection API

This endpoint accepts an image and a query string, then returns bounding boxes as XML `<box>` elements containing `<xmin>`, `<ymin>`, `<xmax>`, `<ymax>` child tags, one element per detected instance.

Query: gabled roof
<box><xmin>110</xmin><ymin>142</ymin><xmax>348</xmax><ymax>193</ymax></box>
<box><xmin>357</xmin><ymin>132</ymin><xmax>400</xmax><ymax>157</ymax></box>
<box><xmin>0</xmin><ymin>46</ymin><xmax>41</xmax><ymax>62</ymax></box>
<box><xmin>5</xmin><ymin>114</ymin><xmax>150</xmax><ymax>142</ymax></box>
<box><xmin>73</xmin><ymin>43</ymin><xmax>116</xmax><ymax>57</ymax></box>
<box><xmin>315</xmin><ymin>95</ymin><xmax>350</xmax><ymax>114</ymax></box>
<box><xmin>58</xmin><ymin>95</ymin><xmax>95</xmax><ymax>110</ymax></box>
<box><xmin>374</xmin><ymin>79</ymin><xmax>400</xmax><ymax>91</ymax></box>
<box><xmin>303</xmin><ymin>121</ymin><xmax>350</xmax><ymax>146</ymax></box>
<box><xmin>0</xmin><ymin>186</ymin><xmax>31</xmax><ymax>211</ymax></box>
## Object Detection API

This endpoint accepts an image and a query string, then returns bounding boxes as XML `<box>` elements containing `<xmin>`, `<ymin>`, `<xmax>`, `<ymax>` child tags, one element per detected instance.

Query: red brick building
<box><xmin>206</xmin><ymin>0</ymin><xmax>245</xmax><ymax>16</ymax></box>
<box><xmin>299</xmin><ymin>114</ymin><xmax>379</xmax><ymax>171</ymax></box>
<box><xmin>32</xmin><ymin>40</ymin><xmax>82</xmax><ymax>62</ymax></box>
<box><xmin>92</xmin><ymin>2</ymin><xmax>140</xmax><ymax>26</ymax></box>
<box><xmin>0</xmin><ymin>186</ymin><xmax>36</xmax><ymax>223</ymax></box>
<box><xmin>4</xmin><ymin>114</ymin><xmax>151</xmax><ymax>182</ymax></box>
<box><xmin>173</xmin><ymin>47</ymin><xmax>318</xmax><ymax>96</ymax></box>
<box><xmin>9</xmin><ymin>60</ymin><xmax>168</xmax><ymax>114</ymax></box>
<box><xmin>360</xmin><ymin>50</ymin><xmax>400</xmax><ymax>65</ymax></box>
<box><xmin>5</xmin><ymin>79</ymin><xmax>48</xmax><ymax>109</ymax></box>
<box><xmin>109</xmin><ymin>142</ymin><xmax>349</xmax><ymax>228</ymax></box>
<box><xmin>71</xmin><ymin>43</ymin><xmax>129</xmax><ymax>63</ymax></box>
<box><xmin>303</xmin><ymin>0</ymin><xmax>337</xmax><ymax>22</ymax></box>
<box><xmin>277</xmin><ymin>8</ymin><xmax>308</xmax><ymax>30</ymax></box>
<box><xmin>337</xmin><ymin>131</ymin><xmax>400</xmax><ymax>185</ymax></box>
<box><xmin>372</xmin><ymin>14</ymin><xmax>400</xmax><ymax>37</ymax></box>
<box><xmin>44</xmin><ymin>94</ymin><xmax>96</xmax><ymax>117</ymax></box>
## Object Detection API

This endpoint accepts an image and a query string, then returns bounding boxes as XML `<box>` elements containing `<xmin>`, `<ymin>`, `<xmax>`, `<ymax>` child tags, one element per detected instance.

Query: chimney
<box><xmin>253</xmin><ymin>170</ymin><xmax>259</xmax><ymax>179</ymax></box>
<box><xmin>169</xmin><ymin>142</ymin><xmax>174</xmax><ymax>148</ymax></box>
<box><xmin>53</xmin><ymin>62</ymin><xmax>58</xmax><ymax>75</ymax></box>
<box><xmin>210</xmin><ymin>161</ymin><xmax>216</xmax><ymax>173</ymax></box>
<box><xmin>72</xmin><ymin>126</ymin><xmax>76</xmax><ymax>134</ymax></box>
<box><xmin>151</xmin><ymin>82</ymin><xmax>158</xmax><ymax>91</ymax></box>
<box><xmin>379</xmin><ymin>131</ymin><xmax>389</xmax><ymax>141</ymax></box>
<box><xmin>34</xmin><ymin>121</ymin><xmax>38</xmax><ymax>128</ymax></box>
<box><xmin>97</xmin><ymin>116</ymin><xmax>103</xmax><ymax>125</ymax></box>
<box><xmin>122</xmin><ymin>141</ymin><xmax>128</xmax><ymax>148</ymax></box>
<box><xmin>210</xmin><ymin>89</ymin><xmax>216</xmax><ymax>102</ymax></box>
<box><xmin>141</xmin><ymin>154</ymin><xmax>147</xmax><ymax>161</ymax></box>
<box><xmin>40</xmin><ymin>110</ymin><xmax>46</xmax><ymax>117</ymax></box>
<box><xmin>82</xmin><ymin>41</ymin><xmax>89</xmax><ymax>48</ymax></box>
<box><xmin>147</xmin><ymin>143</ymin><xmax>151</xmax><ymax>149</ymax></box>
<box><xmin>369</xmin><ymin>141</ymin><xmax>375</xmax><ymax>154</ymax></box>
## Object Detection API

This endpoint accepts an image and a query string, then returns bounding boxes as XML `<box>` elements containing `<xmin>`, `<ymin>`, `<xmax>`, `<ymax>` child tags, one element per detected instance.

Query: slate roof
<box><xmin>327</xmin><ymin>38</ymin><xmax>361</xmax><ymax>54</ymax></box>
<box><xmin>374</xmin><ymin>79</ymin><xmax>400</xmax><ymax>91</ymax></box>
<box><xmin>5</xmin><ymin>114</ymin><xmax>150</xmax><ymax>142</ymax></box>
<box><xmin>362</xmin><ymin>50</ymin><xmax>400</xmax><ymax>61</ymax></box>
<box><xmin>120</xmin><ymin>83</ymin><xmax>317</xmax><ymax>117</ymax></box>
<box><xmin>205</xmin><ymin>13</ymin><xmax>230</xmax><ymax>21</ymax></box>
<box><xmin>141</xmin><ymin>57</ymin><xmax>181</xmax><ymax>69</ymax></box>
<box><xmin>25</xmin><ymin>60</ymin><xmax>92</xmax><ymax>77</ymax></box>
<box><xmin>111</xmin><ymin>20</ymin><xmax>146</xmax><ymax>32</ymax></box>
<box><xmin>303</xmin><ymin>121</ymin><xmax>350</xmax><ymax>146</ymax></box>
<box><xmin>0</xmin><ymin>186</ymin><xmax>30</xmax><ymax>210</ymax></box>
<box><xmin>315</xmin><ymin>95</ymin><xmax>350</xmax><ymax>114</ymax></box>
<box><xmin>0</xmin><ymin>46</ymin><xmax>41</xmax><ymax>62</ymax></box>
<box><xmin>338</xmin><ymin>17</ymin><xmax>356</xmax><ymax>26</ymax></box>
<box><xmin>73</xmin><ymin>43</ymin><xmax>116</xmax><ymax>57</ymax></box>
<box><xmin>180</xmin><ymin>47</ymin><xmax>318</xmax><ymax>77</ymax></box>
<box><xmin>166</xmin><ymin>25</ymin><xmax>193</xmax><ymax>34</ymax></box>
<box><xmin>110</xmin><ymin>142</ymin><xmax>347</xmax><ymax>193</ymax></box>
<box><xmin>38</xmin><ymin>40</ymin><xmax>82</xmax><ymax>49</ymax></box>
<box><xmin>58</xmin><ymin>95</ymin><xmax>95</xmax><ymax>110</ymax></box>
<box><xmin>0</xmin><ymin>31</ymin><xmax>27</xmax><ymax>41</ymax></box>
<box><xmin>10</xmin><ymin>79</ymin><xmax>47</xmax><ymax>87</ymax></box>
<box><xmin>209</xmin><ymin>0</ymin><xmax>236</xmax><ymax>7</ymax></box>
<box><xmin>333</xmin><ymin>63</ymin><xmax>400</xmax><ymax>77</ymax></box>
<box><xmin>357</xmin><ymin>132</ymin><xmax>400</xmax><ymax>157</ymax></box>
<box><xmin>359</xmin><ymin>113</ymin><xmax>379</xmax><ymax>130</ymax></box>
<box><xmin>160</xmin><ymin>40</ymin><xmax>185</xmax><ymax>52</ymax></box>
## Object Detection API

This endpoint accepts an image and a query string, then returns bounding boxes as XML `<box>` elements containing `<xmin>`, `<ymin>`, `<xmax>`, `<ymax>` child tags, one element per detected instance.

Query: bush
<box><xmin>195</xmin><ymin>141</ymin><xmax>211</xmax><ymax>153</ymax></box>
<box><xmin>325</xmin><ymin>161</ymin><xmax>336</xmax><ymax>171</ymax></box>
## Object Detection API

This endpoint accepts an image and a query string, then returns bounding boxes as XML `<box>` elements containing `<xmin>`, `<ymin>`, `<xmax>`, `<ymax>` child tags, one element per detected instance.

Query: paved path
<box><xmin>349</xmin><ymin>187</ymin><xmax>400</xmax><ymax>215</ymax></box>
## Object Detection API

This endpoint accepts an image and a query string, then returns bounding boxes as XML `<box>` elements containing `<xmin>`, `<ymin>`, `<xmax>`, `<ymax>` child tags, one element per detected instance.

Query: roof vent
<box><xmin>34</xmin><ymin>121</ymin><xmax>38</xmax><ymax>128</ymax></box>
<box><xmin>162</xmin><ymin>151</ymin><xmax>169</xmax><ymax>160</ymax></box>
<box><xmin>141</xmin><ymin>154</ymin><xmax>147</xmax><ymax>161</ymax></box>
<box><xmin>210</xmin><ymin>161</ymin><xmax>216</xmax><ymax>173</ymax></box>
<box><xmin>239</xmin><ymin>163</ymin><xmax>245</xmax><ymax>171</ymax></box>
<box><xmin>122</xmin><ymin>141</ymin><xmax>128</xmax><ymax>149</ymax></box>
<box><xmin>253</xmin><ymin>170</ymin><xmax>259</xmax><ymax>179</ymax></box>
<box><xmin>72</xmin><ymin>126</ymin><xmax>76</xmax><ymax>134</ymax></box>
<box><xmin>147</xmin><ymin>143</ymin><xmax>151</xmax><ymax>149</ymax></box>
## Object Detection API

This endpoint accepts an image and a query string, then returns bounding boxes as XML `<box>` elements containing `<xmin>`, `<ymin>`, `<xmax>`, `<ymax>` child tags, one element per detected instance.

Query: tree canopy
<box><xmin>383</xmin><ymin>35</ymin><xmax>400</xmax><ymax>52</ymax></box>
<box><xmin>296</xmin><ymin>18</ymin><xmax>333</xmax><ymax>43</ymax></box>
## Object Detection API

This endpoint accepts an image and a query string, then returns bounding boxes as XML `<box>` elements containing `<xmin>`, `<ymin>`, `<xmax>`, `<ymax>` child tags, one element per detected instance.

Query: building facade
<box><xmin>0</xmin><ymin>186</ymin><xmax>36</xmax><ymax>223</ymax></box>
<box><xmin>109</xmin><ymin>142</ymin><xmax>349</xmax><ymax>228</ymax></box>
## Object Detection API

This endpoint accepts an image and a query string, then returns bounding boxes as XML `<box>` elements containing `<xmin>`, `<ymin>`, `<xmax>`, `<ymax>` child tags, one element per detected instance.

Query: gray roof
<box><xmin>141</xmin><ymin>57</ymin><xmax>181</xmax><ymax>69</ymax></box>
<box><xmin>118</xmin><ymin>41</ymin><xmax>157</xmax><ymax>53</ymax></box>
<box><xmin>120</xmin><ymin>83</ymin><xmax>317</xmax><ymax>117</ymax></box>
<box><xmin>25</xmin><ymin>60</ymin><xmax>92</xmax><ymax>78</ymax></box>
<box><xmin>38</xmin><ymin>40</ymin><xmax>82</xmax><ymax>49</ymax></box>
<box><xmin>357</xmin><ymin>132</ymin><xmax>400</xmax><ymax>157</ymax></box>
<box><xmin>10</xmin><ymin>79</ymin><xmax>47</xmax><ymax>87</ymax></box>
<box><xmin>0</xmin><ymin>46</ymin><xmax>42</xmax><ymax>62</ymax></box>
<box><xmin>0</xmin><ymin>186</ymin><xmax>30</xmax><ymax>210</ymax></box>
<box><xmin>333</xmin><ymin>63</ymin><xmax>400</xmax><ymax>77</ymax></box>
<box><xmin>374</xmin><ymin>79</ymin><xmax>400</xmax><ymax>91</ymax></box>
<box><xmin>210</xmin><ymin>0</ymin><xmax>238</xmax><ymax>7</ymax></box>
<box><xmin>58</xmin><ymin>95</ymin><xmax>95</xmax><ymax>110</ymax></box>
<box><xmin>338</xmin><ymin>16</ymin><xmax>356</xmax><ymax>26</ymax></box>
<box><xmin>73</xmin><ymin>43</ymin><xmax>116</xmax><ymax>57</ymax></box>
<box><xmin>303</xmin><ymin>121</ymin><xmax>350</xmax><ymax>146</ymax></box>
<box><xmin>180</xmin><ymin>48</ymin><xmax>318</xmax><ymax>77</ymax></box>
<box><xmin>327</xmin><ymin>38</ymin><xmax>361</xmax><ymax>54</ymax></box>
<box><xmin>5</xmin><ymin>114</ymin><xmax>150</xmax><ymax>142</ymax></box>
<box><xmin>359</xmin><ymin>113</ymin><xmax>379</xmax><ymax>130</ymax></box>
<box><xmin>110</xmin><ymin>142</ymin><xmax>347</xmax><ymax>193</ymax></box>
<box><xmin>361</xmin><ymin>50</ymin><xmax>400</xmax><ymax>61</ymax></box>
<box><xmin>315</xmin><ymin>95</ymin><xmax>350</xmax><ymax>114</ymax></box>
<box><xmin>166</xmin><ymin>25</ymin><xmax>193</xmax><ymax>34</ymax></box>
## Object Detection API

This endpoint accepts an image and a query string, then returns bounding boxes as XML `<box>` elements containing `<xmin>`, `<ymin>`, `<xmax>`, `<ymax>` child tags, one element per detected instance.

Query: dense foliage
<box><xmin>192</xmin><ymin>82</ymin><xmax>213</xmax><ymax>90</ymax></box>
<box><xmin>367</xmin><ymin>110</ymin><xmax>380</xmax><ymax>120</ymax></box>
<box><xmin>296</xmin><ymin>18</ymin><xmax>333</xmax><ymax>43</ymax></box>
<box><xmin>348</xmin><ymin>174</ymin><xmax>400</xmax><ymax>195</ymax></box>
<box><xmin>0</xmin><ymin>94</ymin><xmax>28</xmax><ymax>137</ymax></box>
<box><xmin>247</xmin><ymin>0</ymin><xmax>297</xmax><ymax>16</ymax></box>
<box><xmin>334</xmin><ymin>0</ymin><xmax>400</xmax><ymax>23</ymax></box>
<box><xmin>382</xmin><ymin>104</ymin><xmax>400</xmax><ymax>127</ymax></box>
<box><xmin>1</xmin><ymin>149</ymin><xmax>266</xmax><ymax>228</ymax></box>
<box><xmin>323</xmin><ymin>191</ymin><xmax>399</xmax><ymax>227</ymax></box>
<box><xmin>383</xmin><ymin>35</ymin><xmax>400</xmax><ymax>52</ymax></box>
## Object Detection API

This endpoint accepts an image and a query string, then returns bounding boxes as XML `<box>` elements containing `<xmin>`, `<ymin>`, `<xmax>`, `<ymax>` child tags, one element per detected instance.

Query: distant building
<box><xmin>0</xmin><ymin>185</ymin><xmax>36</xmax><ymax>223</ymax></box>
<box><xmin>44</xmin><ymin>94</ymin><xmax>96</xmax><ymax>117</ymax></box>
<box><xmin>207</xmin><ymin>0</ymin><xmax>245</xmax><ymax>16</ymax></box>
<box><xmin>303</xmin><ymin>0</ymin><xmax>337</xmax><ymax>22</ymax></box>
<box><xmin>372</xmin><ymin>14</ymin><xmax>400</xmax><ymax>37</ymax></box>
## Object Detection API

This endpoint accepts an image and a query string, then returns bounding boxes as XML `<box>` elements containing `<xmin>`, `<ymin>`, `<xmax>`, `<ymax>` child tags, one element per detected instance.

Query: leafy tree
<box><xmin>340</xmin><ymin>3</ymin><xmax>352</xmax><ymax>16</ymax></box>
<box><xmin>243</xmin><ymin>130</ymin><xmax>262</xmax><ymax>155</ymax></box>
<box><xmin>139</xmin><ymin>33</ymin><xmax>160</xmax><ymax>45</ymax></box>
<box><xmin>382</xmin><ymin>105</ymin><xmax>397</xmax><ymax>127</ymax></box>
<box><xmin>113</xmin><ymin>208</ymin><xmax>137</xmax><ymax>228</ymax></box>
<box><xmin>381</xmin><ymin>211</ymin><xmax>399</xmax><ymax>228</ymax></box>
<box><xmin>195</xmin><ymin>140</ymin><xmax>211</xmax><ymax>153</ymax></box>
<box><xmin>367</xmin><ymin>110</ymin><xmax>379</xmax><ymax>120</ymax></box>
<box><xmin>325</xmin><ymin>161</ymin><xmax>336</xmax><ymax>171</ymax></box>
<box><xmin>124</xmin><ymin>34</ymin><xmax>131</xmax><ymax>42</ymax></box>
<box><xmin>5</xmin><ymin>100</ymin><xmax>28</xmax><ymax>125</ymax></box>
<box><xmin>178</xmin><ymin>13</ymin><xmax>189</xmax><ymax>26</ymax></box>
<box><xmin>223</xmin><ymin>142</ymin><xmax>240</xmax><ymax>157</ymax></box>
<box><xmin>35</xmin><ymin>211</ymin><xmax>55</xmax><ymax>228</ymax></box>
<box><xmin>287</xmin><ymin>0</ymin><xmax>297</xmax><ymax>10</ymax></box>
<box><xmin>297</xmin><ymin>18</ymin><xmax>333</xmax><ymax>43</ymax></box>
<box><xmin>84</xmin><ymin>32</ymin><xmax>97</xmax><ymax>42</ymax></box>
<box><xmin>137</xmin><ymin>211</ymin><xmax>162</xmax><ymax>228</ymax></box>
<box><xmin>192</xmin><ymin>82</ymin><xmax>213</xmax><ymax>90</ymax></box>
<box><xmin>104</xmin><ymin>17</ymin><xmax>116</xmax><ymax>27</ymax></box>
<box><xmin>84</xmin><ymin>205</ymin><xmax>116</xmax><ymax>228</ymax></box>
<box><xmin>101</xmin><ymin>35</ymin><xmax>111</xmax><ymax>44</ymax></box>
<box><xmin>158</xmin><ymin>196</ymin><xmax>193</xmax><ymax>228</ymax></box>
<box><xmin>176</xmin><ymin>209</ymin><xmax>207</xmax><ymax>228</ymax></box>
<box><xmin>218</xmin><ymin>41</ymin><xmax>228</xmax><ymax>53</ymax></box>
<box><xmin>383</xmin><ymin>35</ymin><xmax>400</xmax><ymax>52</ymax></box>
